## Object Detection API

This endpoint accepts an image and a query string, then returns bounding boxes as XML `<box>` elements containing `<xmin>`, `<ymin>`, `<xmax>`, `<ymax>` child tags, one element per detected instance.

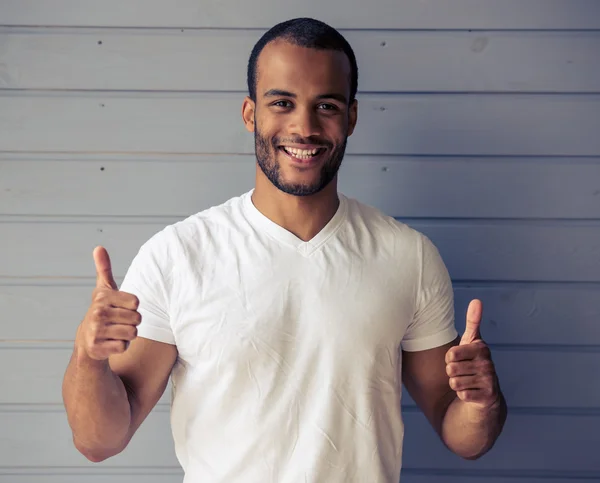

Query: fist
<box><xmin>445</xmin><ymin>299</ymin><xmax>500</xmax><ymax>410</ymax></box>
<box><xmin>77</xmin><ymin>246</ymin><xmax>141</xmax><ymax>361</ymax></box>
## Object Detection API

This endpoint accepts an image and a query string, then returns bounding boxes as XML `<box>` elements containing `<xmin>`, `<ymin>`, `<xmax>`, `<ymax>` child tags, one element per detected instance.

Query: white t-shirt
<box><xmin>120</xmin><ymin>190</ymin><xmax>457</xmax><ymax>483</ymax></box>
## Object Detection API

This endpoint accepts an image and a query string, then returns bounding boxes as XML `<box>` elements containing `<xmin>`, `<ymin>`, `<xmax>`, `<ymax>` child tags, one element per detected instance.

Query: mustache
<box><xmin>271</xmin><ymin>136</ymin><xmax>332</xmax><ymax>148</ymax></box>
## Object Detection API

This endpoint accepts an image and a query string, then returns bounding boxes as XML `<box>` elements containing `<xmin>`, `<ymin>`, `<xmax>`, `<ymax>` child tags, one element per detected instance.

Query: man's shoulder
<box><xmin>344</xmin><ymin>194</ymin><xmax>424</xmax><ymax>243</ymax></box>
<box><xmin>140</xmin><ymin>191</ymin><xmax>251</xmax><ymax>256</ymax></box>
<box><xmin>178</xmin><ymin>191</ymin><xmax>249</xmax><ymax>230</ymax></box>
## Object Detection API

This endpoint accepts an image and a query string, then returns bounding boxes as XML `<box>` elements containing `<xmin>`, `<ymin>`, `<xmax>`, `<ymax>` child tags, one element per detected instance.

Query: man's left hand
<box><xmin>445</xmin><ymin>299</ymin><xmax>500</xmax><ymax>411</ymax></box>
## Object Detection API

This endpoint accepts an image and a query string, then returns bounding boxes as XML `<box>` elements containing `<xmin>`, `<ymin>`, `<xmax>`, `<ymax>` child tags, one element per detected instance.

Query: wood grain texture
<box><xmin>3</xmin><ymin>155</ymin><xmax>600</xmax><ymax>219</ymax></box>
<box><xmin>1</xmin><ymin>1</ymin><xmax>599</xmax><ymax>478</ymax></box>
<box><xmin>4</xmin><ymin>284</ymin><xmax>599</xmax><ymax>345</ymax></box>
<box><xmin>2</xmin><ymin>220</ymin><xmax>600</xmax><ymax>281</ymax></box>
<box><xmin>452</xmin><ymin>285</ymin><xmax>600</xmax><ymax>345</ymax></box>
<box><xmin>0</xmin><ymin>408</ymin><xmax>177</xmax><ymax>468</ymax></box>
<box><xmin>0</xmin><ymin>410</ymin><xmax>598</xmax><ymax>471</ymax></box>
<box><xmin>2</xmin><ymin>0</ymin><xmax>600</xmax><ymax>29</ymax></box>
<box><xmin>1</xmin><ymin>29</ymin><xmax>599</xmax><ymax>92</ymax></box>
<box><xmin>402</xmin><ymin>412</ymin><xmax>600</xmax><ymax>471</ymax></box>
<box><xmin>1</xmin><ymin>345</ymin><xmax>598</xmax><ymax>408</ymax></box>
<box><xmin>1</xmin><ymin>93</ymin><xmax>600</xmax><ymax>155</ymax></box>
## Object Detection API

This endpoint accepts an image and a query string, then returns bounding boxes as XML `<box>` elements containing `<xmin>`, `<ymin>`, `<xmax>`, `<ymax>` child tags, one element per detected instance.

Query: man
<box><xmin>62</xmin><ymin>17</ymin><xmax>506</xmax><ymax>482</ymax></box>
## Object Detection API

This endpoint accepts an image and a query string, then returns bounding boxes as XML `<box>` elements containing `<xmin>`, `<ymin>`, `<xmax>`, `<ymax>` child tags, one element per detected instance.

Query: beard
<box><xmin>254</xmin><ymin>124</ymin><xmax>348</xmax><ymax>197</ymax></box>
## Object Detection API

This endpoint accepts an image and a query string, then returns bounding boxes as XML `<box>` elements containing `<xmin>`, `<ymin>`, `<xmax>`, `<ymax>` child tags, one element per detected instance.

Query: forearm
<box><xmin>62</xmin><ymin>334</ymin><xmax>131</xmax><ymax>460</ymax></box>
<box><xmin>441</xmin><ymin>392</ymin><xmax>507</xmax><ymax>459</ymax></box>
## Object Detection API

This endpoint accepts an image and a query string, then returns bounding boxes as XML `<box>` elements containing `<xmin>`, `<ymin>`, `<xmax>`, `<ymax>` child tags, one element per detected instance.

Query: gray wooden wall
<box><xmin>1</xmin><ymin>1</ymin><xmax>600</xmax><ymax>482</ymax></box>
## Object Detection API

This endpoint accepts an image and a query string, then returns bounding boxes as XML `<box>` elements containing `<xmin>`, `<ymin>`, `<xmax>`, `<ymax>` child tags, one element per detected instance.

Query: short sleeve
<box><xmin>401</xmin><ymin>234</ymin><xmax>458</xmax><ymax>352</ymax></box>
<box><xmin>119</xmin><ymin>230</ymin><xmax>176</xmax><ymax>345</ymax></box>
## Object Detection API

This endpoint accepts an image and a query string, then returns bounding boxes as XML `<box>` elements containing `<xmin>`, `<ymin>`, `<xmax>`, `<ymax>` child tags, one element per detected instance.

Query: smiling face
<box><xmin>242</xmin><ymin>40</ymin><xmax>358</xmax><ymax>197</ymax></box>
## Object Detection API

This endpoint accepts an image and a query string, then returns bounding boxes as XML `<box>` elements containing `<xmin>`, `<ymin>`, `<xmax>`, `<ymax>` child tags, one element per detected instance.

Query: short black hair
<box><xmin>247</xmin><ymin>18</ymin><xmax>358</xmax><ymax>103</ymax></box>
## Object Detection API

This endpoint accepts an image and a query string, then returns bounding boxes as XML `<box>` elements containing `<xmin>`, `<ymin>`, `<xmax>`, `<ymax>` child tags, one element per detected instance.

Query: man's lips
<box><xmin>278</xmin><ymin>145</ymin><xmax>327</xmax><ymax>162</ymax></box>
<box><xmin>279</xmin><ymin>144</ymin><xmax>325</xmax><ymax>150</ymax></box>
<box><xmin>279</xmin><ymin>146</ymin><xmax>326</xmax><ymax>166</ymax></box>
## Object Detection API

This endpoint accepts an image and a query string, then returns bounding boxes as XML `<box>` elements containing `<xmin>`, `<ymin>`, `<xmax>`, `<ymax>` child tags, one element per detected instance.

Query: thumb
<box><xmin>460</xmin><ymin>299</ymin><xmax>483</xmax><ymax>345</ymax></box>
<box><xmin>93</xmin><ymin>246</ymin><xmax>118</xmax><ymax>290</ymax></box>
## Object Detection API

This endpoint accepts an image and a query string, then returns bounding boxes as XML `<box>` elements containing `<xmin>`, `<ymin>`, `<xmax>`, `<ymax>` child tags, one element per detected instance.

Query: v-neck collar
<box><xmin>242</xmin><ymin>190</ymin><xmax>348</xmax><ymax>256</ymax></box>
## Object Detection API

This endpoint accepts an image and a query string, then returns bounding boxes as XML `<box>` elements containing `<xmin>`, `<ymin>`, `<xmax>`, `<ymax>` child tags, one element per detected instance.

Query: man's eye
<box><xmin>273</xmin><ymin>100</ymin><xmax>291</xmax><ymax>107</ymax></box>
<box><xmin>318</xmin><ymin>103</ymin><xmax>337</xmax><ymax>111</ymax></box>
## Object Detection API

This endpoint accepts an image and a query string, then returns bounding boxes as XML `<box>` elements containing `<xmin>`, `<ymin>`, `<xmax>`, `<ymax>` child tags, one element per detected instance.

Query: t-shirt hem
<box><xmin>401</xmin><ymin>326</ymin><xmax>458</xmax><ymax>352</ymax></box>
<box><xmin>137</xmin><ymin>324</ymin><xmax>176</xmax><ymax>345</ymax></box>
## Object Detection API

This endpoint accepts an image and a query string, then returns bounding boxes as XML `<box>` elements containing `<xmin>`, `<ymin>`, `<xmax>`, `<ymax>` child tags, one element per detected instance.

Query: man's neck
<box><xmin>251</xmin><ymin>175</ymin><xmax>340</xmax><ymax>242</ymax></box>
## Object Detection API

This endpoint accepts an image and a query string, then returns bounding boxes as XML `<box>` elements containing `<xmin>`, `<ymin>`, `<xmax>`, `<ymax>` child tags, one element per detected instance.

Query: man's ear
<box><xmin>242</xmin><ymin>96</ymin><xmax>256</xmax><ymax>133</ymax></box>
<box><xmin>347</xmin><ymin>99</ymin><xmax>358</xmax><ymax>136</ymax></box>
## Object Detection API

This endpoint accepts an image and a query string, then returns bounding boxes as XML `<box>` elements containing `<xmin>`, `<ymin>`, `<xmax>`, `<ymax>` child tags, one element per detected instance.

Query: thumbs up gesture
<box><xmin>76</xmin><ymin>247</ymin><xmax>142</xmax><ymax>361</ymax></box>
<box><xmin>445</xmin><ymin>300</ymin><xmax>500</xmax><ymax>410</ymax></box>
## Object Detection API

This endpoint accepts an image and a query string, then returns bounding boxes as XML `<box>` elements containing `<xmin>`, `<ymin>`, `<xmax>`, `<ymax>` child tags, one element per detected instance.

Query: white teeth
<box><xmin>283</xmin><ymin>147</ymin><xmax>320</xmax><ymax>158</ymax></box>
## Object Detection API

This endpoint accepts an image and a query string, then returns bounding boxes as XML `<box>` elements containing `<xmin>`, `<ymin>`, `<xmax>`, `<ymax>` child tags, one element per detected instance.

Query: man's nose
<box><xmin>288</xmin><ymin>107</ymin><xmax>322</xmax><ymax>139</ymax></box>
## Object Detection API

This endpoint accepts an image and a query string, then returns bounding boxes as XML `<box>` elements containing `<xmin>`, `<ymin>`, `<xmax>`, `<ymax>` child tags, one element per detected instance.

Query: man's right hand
<box><xmin>77</xmin><ymin>246</ymin><xmax>142</xmax><ymax>361</ymax></box>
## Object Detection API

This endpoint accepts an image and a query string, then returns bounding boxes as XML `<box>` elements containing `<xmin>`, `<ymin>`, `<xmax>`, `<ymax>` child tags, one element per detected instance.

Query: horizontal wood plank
<box><xmin>0</xmin><ymin>347</ymin><xmax>172</xmax><ymax>405</ymax></box>
<box><xmin>0</xmin><ymin>221</ymin><xmax>164</xmax><ymax>279</ymax></box>
<box><xmin>2</xmin><ymin>30</ymin><xmax>599</xmax><ymax>92</ymax></box>
<box><xmin>3</xmin><ymin>155</ymin><xmax>600</xmax><ymax>219</ymax></box>
<box><xmin>2</xmin><ymin>284</ymin><xmax>599</xmax><ymax>345</ymax></box>
<box><xmin>1</xmin><ymin>221</ymin><xmax>600</xmax><ymax>281</ymax></box>
<box><xmin>402</xmin><ymin>412</ymin><xmax>600</xmax><ymax>472</ymax></box>
<box><xmin>453</xmin><ymin>285</ymin><xmax>600</xmax><ymax>345</ymax></box>
<box><xmin>1</xmin><ymin>93</ymin><xmax>599</xmax><ymax>155</ymax></box>
<box><xmin>0</xmin><ymin>410</ymin><xmax>598</xmax><ymax>471</ymax></box>
<box><xmin>422</xmin><ymin>222</ymin><xmax>600</xmax><ymax>282</ymax></box>
<box><xmin>0</xmin><ymin>408</ymin><xmax>177</xmax><ymax>468</ymax></box>
<box><xmin>1</xmin><ymin>346</ymin><xmax>598</xmax><ymax>408</ymax></box>
<box><xmin>2</xmin><ymin>0</ymin><xmax>600</xmax><ymax>29</ymax></box>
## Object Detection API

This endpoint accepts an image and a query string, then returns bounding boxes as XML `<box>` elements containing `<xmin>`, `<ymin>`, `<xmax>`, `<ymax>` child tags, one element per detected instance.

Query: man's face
<box><xmin>243</xmin><ymin>40</ymin><xmax>358</xmax><ymax>196</ymax></box>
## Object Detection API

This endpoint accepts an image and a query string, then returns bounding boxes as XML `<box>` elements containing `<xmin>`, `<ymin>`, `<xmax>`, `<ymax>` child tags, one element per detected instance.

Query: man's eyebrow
<box><xmin>263</xmin><ymin>89</ymin><xmax>348</xmax><ymax>105</ymax></box>
<box><xmin>264</xmin><ymin>89</ymin><xmax>296</xmax><ymax>98</ymax></box>
<box><xmin>317</xmin><ymin>93</ymin><xmax>348</xmax><ymax>105</ymax></box>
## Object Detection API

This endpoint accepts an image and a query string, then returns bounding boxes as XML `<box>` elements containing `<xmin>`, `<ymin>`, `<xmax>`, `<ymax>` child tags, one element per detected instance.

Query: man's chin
<box><xmin>255</xmin><ymin>152</ymin><xmax>336</xmax><ymax>197</ymax></box>
<box><xmin>272</xmin><ymin>177</ymin><xmax>326</xmax><ymax>197</ymax></box>
<box><xmin>277</xmin><ymin>184</ymin><xmax>323</xmax><ymax>197</ymax></box>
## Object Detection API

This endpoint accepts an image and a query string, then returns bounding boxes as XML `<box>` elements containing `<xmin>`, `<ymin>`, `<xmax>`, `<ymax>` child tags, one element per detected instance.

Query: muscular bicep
<box><xmin>401</xmin><ymin>337</ymin><xmax>459</xmax><ymax>435</ymax></box>
<box><xmin>108</xmin><ymin>336</ymin><xmax>178</xmax><ymax>443</ymax></box>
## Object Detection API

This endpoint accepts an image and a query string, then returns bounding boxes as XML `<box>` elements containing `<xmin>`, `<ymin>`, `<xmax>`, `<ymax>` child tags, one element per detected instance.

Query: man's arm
<box><xmin>62</xmin><ymin>246</ymin><xmax>178</xmax><ymax>462</ymax></box>
<box><xmin>402</xmin><ymin>300</ymin><xmax>507</xmax><ymax>460</ymax></box>
<box><xmin>63</xmin><ymin>335</ymin><xmax>177</xmax><ymax>462</ymax></box>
